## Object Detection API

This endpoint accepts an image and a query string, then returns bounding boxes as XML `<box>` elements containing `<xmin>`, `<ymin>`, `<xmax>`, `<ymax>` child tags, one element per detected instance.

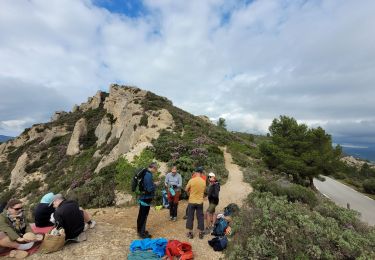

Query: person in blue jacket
<box><xmin>137</xmin><ymin>162</ymin><xmax>158</xmax><ymax>239</ymax></box>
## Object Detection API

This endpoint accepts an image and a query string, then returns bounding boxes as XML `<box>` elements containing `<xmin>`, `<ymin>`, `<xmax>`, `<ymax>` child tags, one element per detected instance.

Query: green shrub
<box><xmin>21</xmin><ymin>180</ymin><xmax>42</xmax><ymax>196</ymax></box>
<box><xmin>0</xmin><ymin>188</ymin><xmax>16</xmax><ymax>205</ymax></box>
<box><xmin>363</xmin><ymin>179</ymin><xmax>375</xmax><ymax>194</ymax></box>
<box><xmin>252</xmin><ymin>176</ymin><xmax>318</xmax><ymax>207</ymax></box>
<box><xmin>226</xmin><ymin>191</ymin><xmax>375</xmax><ymax>260</ymax></box>
<box><xmin>139</xmin><ymin>113</ymin><xmax>148</xmax><ymax>127</ymax></box>
<box><xmin>68</xmin><ymin>162</ymin><xmax>116</xmax><ymax>208</ymax></box>
<box><xmin>25</xmin><ymin>159</ymin><xmax>45</xmax><ymax>173</ymax></box>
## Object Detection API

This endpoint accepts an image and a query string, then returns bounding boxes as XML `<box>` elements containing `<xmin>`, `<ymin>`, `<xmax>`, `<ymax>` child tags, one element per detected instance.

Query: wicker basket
<box><xmin>39</xmin><ymin>232</ymin><xmax>66</xmax><ymax>253</ymax></box>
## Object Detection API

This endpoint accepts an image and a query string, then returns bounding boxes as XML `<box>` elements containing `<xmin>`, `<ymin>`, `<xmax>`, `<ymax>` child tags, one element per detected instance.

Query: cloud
<box><xmin>0</xmin><ymin>0</ymin><xmax>374</xmax><ymax>145</ymax></box>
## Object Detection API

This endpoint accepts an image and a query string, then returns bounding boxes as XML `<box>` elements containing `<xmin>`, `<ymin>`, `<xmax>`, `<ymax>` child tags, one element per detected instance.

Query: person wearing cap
<box><xmin>182</xmin><ymin>167</ymin><xmax>207</xmax><ymax>220</ymax></box>
<box><xmin>51</xmin><ymin>194</ymin><xmax>95</xmax><ymax>241</ymax></box>
<box><xmin>34</xmin><ymin>192</ymin><xmax>56</xmax><ymax>227</ymax></box>
<box><xmin>137</xmin><ymin>162</ymin><xmax>158</xmax><ymax>239</ymax></box>
<box><xmin>205</xmin><ymin>172</ymin><xmax>220</xmax><ymax>233</ymax></box>
<box><xmin>185</xmin><ymin>166</ymin><xmax>207</xmax><ymax>239</ymax></box>
<box><xmin>0</xmin><ymin>199</ymin><xmax>37</xmax><ymax>255</ymax></box>
<box><xmin>165</xmin><ymin>165</ymin><xmax>182</xmax><ymax>221</ymax></box>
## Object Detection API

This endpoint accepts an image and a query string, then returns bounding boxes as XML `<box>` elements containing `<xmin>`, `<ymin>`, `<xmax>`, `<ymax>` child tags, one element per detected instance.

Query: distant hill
<box><xmin>0</xmin><ymin>135</ymin><xmax>13</xmax><ymax>143</ymax></box>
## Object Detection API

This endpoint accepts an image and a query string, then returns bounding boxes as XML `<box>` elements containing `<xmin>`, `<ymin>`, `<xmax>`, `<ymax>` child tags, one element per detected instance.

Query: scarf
<box><xmin>6</xmin><ymin>210</ymin><xmax>27</xmax><ymax>236</ymax></box>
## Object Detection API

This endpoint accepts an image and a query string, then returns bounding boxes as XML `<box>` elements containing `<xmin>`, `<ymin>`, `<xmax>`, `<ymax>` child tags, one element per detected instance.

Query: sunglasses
<box><xmin>12</xmin><ymin>207</ymin><xmax>23</xmax><ymax>211</ymax></box>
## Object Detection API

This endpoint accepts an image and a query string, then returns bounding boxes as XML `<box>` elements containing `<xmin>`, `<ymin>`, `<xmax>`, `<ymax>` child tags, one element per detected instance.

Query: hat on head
<box><xmin>40</xmin><ymin>192</ymin><xmax>55</xmax><ymax>204</ymax></box>
<box><xmin>208</xmin><ymin>172</ymin><xmax>215</xmax><ymax>177</ymax></box>
<box><xmin>195</xmin><ymin>166</ymin><xmax>204</xmax><ymax>173</ymax></box>
<box><xmin>49</xmin><ymin>194</ymin><xmax>64</xmax><ymax>206</ymax></box>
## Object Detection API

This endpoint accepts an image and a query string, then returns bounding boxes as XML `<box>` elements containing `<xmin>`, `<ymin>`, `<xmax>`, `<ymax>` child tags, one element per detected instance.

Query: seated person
<box><xmin>34</xmin><ymin>192</ymin><xmax>55</xmax><ymax>227</ymax></box>
<box><xmin>0</xmin><ymin>199</ymin><xmax>39</xmax><ymax>254</ymax></box>
<box><xmin>50</xmin><ymin>194</ymin><xmax>96</xmax><ymax>241</ymax></box>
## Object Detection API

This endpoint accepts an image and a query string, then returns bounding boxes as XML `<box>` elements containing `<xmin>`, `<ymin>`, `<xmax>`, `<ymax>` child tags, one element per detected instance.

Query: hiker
<box><xmin>205</xmin><ymin>172</ymin><xmax>220</xmax><ymax>233</ymax></box>
<box><xmin>183</xmin><ymin>167</ymin><xmax>207</xmax><ymax>219</ymax></box>
<box><xmin>165</xmin><ymin>165</ymin><xmax>182</xmax><ymax>221</ymax></box>
<box><xmin>137</xmin><ymin>162</ymin><xmax>158</xmax><ymax>239</ymax></box>
<box><xmin>34</xmin><ymin>192</ymin><xmax>55</xmax><ymax>227</ymax></box>
<box><xmin>185</xmin><ymin>166</ymin><xmax>206</xmax><ymax>239</ymax></box>
<box><xmin>51</xmin><ymin>194</ymin><xmax>96</xmax><ymax>241</ymax></box>
<box><xmin>0</xmin><ymin>199</ymin><xmax>39</xmax><ymax>254</ymax></box>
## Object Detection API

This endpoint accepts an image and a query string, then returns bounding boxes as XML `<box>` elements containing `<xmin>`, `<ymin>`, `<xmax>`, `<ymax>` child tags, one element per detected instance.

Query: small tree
<box><xmin>217</xmin><ymin>117</ymin><xmax>227</xmax><ymax>129</ymax></box>
<box><xmin>260</xmin><ymin>115</ymin><xmax>342</xmax><ymax>187</ymax></box>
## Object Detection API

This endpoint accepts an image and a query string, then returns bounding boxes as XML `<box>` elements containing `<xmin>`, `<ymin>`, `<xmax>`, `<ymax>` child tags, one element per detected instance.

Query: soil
<box><xmin>21</xmin><ymin>147</ymin><xmax>252</xmax><ymax>260</ymax></box>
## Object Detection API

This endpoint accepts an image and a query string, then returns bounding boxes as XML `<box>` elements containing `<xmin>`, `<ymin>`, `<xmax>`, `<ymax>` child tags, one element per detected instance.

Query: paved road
<box><xmin>314</xmin><ymin>176</ymin><xmax>375</xmax><ymax>226</ymax></box>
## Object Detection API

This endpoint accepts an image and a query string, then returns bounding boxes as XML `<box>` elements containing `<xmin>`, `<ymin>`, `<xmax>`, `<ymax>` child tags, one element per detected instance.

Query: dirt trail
<box><xmin>23</xmin><ymin>147</ymin><xmax>252</xmax><ymax>260</ymax></box>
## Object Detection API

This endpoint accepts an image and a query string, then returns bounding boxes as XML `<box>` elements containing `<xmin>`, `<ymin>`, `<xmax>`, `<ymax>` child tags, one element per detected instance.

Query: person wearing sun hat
<box><xmin>34</xmin><ymin>192</ymin><xmax>56</xmax><ymax>227</ymax></box>
<box><xmin>205</xmin><ymin>172</ymin><xmax>220</xmax><ymax>233</ymax></box>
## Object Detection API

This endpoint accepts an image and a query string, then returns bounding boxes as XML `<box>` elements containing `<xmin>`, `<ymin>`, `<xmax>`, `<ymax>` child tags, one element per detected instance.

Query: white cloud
<box><xmin>0</xmin><ymin>0</ymin><xmax>374</xmax><ymax>145</ymax></box>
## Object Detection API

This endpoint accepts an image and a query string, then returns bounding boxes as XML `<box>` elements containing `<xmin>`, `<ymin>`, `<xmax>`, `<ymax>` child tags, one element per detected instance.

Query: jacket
<box><xmin>140</xmin><ymin>171</ymin><xmax>155</xmax><ymax>200</ymax></box>
<box><xmin>207</xmin><ymin>181</ymin><xmax>220</xmax><ymax>205</ymax></box>
<box><xmin>54</xmin><ymin>200</ymin><xmax>84</xmax><ymax>239</ymax></box>
<box><xmin>34</xmin><ymin>203</ymin><xmax>55</xmax><ymax>227</ymax></box>
<box><xmin>0</xmin><ymin>210</ymin><xmax>31</xmax><ymax>241</ymax></box>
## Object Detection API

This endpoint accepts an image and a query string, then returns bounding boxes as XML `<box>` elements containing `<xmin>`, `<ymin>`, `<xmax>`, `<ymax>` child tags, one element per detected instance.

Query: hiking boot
<box><xmin>183</xmin><ymin>215</ymin><xmax>187</xmax><ymax>220</ymax></box>
<box><xmin>172</xmin><ymin>217</ymin><xmax>177</xmax><ymax>222</ymax></box>
<box><xmin>199</xmin><ymin>231</ymin><xmax>204</xmax><ymax>239</ymax></box>
<box><xmin>169</xmin><ymin>216</ymin><xmax>173</xmax><ymax>221</ymax></box>
<box><xmin>186</xmin><ymin>232</ymin><xmax>194</xmax><ymax>239</ymax></box>
<box><xmin>139</xmin><ymin>232</ymin><xmax>152</xmax><ymax>239</ymax></box>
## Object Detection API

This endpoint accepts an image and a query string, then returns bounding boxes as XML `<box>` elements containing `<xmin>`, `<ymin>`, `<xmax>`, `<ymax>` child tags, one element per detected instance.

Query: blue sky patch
<box><xmin>92</xmin><ymin>0</ymin><xmax>148</xmax><ymax>18</ymax></box>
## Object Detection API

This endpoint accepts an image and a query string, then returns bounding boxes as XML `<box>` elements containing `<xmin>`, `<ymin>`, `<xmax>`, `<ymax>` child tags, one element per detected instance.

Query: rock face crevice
<box><xmin>66</xmin><ymin>118</ymin><xmax>88</xmax><ymax>156</ymax></box>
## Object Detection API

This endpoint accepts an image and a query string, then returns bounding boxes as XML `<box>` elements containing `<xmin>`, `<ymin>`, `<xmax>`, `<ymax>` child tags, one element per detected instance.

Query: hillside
<box><xmin>0</xmin><ymin>84</ymin><xmax>258</xmax><ymax>210</ymax></box>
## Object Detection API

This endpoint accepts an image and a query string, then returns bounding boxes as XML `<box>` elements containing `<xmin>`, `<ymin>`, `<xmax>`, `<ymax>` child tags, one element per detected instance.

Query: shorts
<box><xmin>207</xmin><ymin>203</ymin><xmax>217</xmax><ymax>214</ymax></box>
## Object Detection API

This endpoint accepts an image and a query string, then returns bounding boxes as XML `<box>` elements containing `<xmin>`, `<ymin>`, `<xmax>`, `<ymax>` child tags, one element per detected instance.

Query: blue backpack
<box><xmin>208</xmin><ymin>236</ymin><xmax>228</xmax><ymax>251</ymax></box>
<box><xmin>211</xmin><ymin>218</ymin><xmax>228</xmax><ymax>237</ymax></box>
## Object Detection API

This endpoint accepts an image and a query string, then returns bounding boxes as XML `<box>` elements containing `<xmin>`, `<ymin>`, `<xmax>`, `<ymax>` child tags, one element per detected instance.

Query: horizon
<box><xmin>1</xmin><ymin>0</ymin><xmax>375</xmax><ymax>147</ymax></box>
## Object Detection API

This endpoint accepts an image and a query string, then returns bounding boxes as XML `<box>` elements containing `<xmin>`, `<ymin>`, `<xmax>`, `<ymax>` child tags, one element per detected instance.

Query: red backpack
<box><xmin>166</xmin><ymin>240</ymin><xmax>194</xmax><ymax>260</ymax></box>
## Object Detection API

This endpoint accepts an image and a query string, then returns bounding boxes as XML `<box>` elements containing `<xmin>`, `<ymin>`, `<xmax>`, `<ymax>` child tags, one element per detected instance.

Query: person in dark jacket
<box><xmin>34</xmin><ymin>192</ymin><xmax>55</xmax><ymax>227</ymax></box>
<box><xmin>205</xmin><ymin>172</ymin><xmax>220</xmax><ymax>233</ymax></box>
<box><xmin>51</xmin><ymin>194</ymin><xmax>95</xmax><ymax>241</ymax></box>
<box><xmin>137</xmin><ymin>162</ymin><xmax>158</xmax><ymax>239</ymax></box>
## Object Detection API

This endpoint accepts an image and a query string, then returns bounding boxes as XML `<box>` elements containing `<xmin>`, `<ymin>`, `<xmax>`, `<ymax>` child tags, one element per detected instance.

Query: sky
<box><xmin>0</xmin><ymin>0</ymin><xmax>375</xmax><ymax>147</ymax></box>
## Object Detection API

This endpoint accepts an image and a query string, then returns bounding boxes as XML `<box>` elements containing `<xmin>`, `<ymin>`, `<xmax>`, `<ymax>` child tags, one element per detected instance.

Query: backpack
<box><xmin>211</xmin><ymin>217</ymin><xmax>228</xmax><ymax>237</ymax></box>
<box><xmin>208</xmin><ymin>236</ymin><xmax>228</xmax><ymax>251</ymax></box>
<box><xmin>223</xmin><ymin>203</ymin><xmax>240</xmax><ymax>217</ymax></box>
<box><xmin>131</xmin><ymin>168</ymin><xmax>147</xmax><ymax>192</ymax></box>
<box><xmin>165</xmin><ymin>240</ymin><xmax>193</xmax><ymax>260</ymax></box>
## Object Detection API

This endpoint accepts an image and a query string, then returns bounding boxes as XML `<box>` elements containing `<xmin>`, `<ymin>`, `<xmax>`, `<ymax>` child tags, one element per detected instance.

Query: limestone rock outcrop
<box><xmin>40</xmin><ymin>126</ymin><xmax>69</xmax><ymax>145</ymax></box>
<box><xmin>66</xmin><ymin>118</ymin><xmax>87</xmax><ymax>156</ymax></box>
<box><xmin>79</xmin><ymin>90</ymin><xmax>105</xmax><ymax>112</ymax></box>
<box><xmin>95</xmin><ymin>116</ymin><xmax>112</xmax><ymax>146</ymax></box>
<box><xmin>52</xmin><ymin>111</ymin><xmax>68</xmax><ymax>122</ymax></box>
<box><xmin>95</xmin><ymin>85</ymin><xmax>175</xmax><ymax>172</ymax></box>
<box><xmin>10</xmin><ymin>152</ymin><xmax>28</xmax><ymax>189</ymax></box>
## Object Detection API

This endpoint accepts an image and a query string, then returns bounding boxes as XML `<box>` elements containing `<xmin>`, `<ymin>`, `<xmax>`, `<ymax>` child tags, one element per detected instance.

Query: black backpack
<box><xmin>131</xmin><ymin>168</ymin><xmax>147</xmax><ymax>192</ymax></box>
<box><xmin>223</xmin><ymin>203</ymin><xmax>240</xmax><ymax>217</ymax></box>
<box><xmin>208</xmin><ymin>236</ymin><xmax>228</xmax><ymax>251</ymax></box>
